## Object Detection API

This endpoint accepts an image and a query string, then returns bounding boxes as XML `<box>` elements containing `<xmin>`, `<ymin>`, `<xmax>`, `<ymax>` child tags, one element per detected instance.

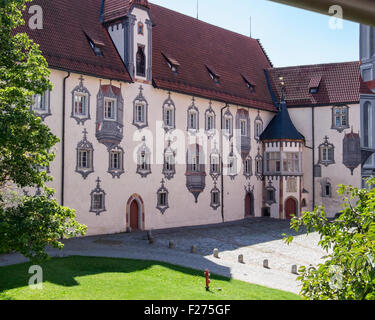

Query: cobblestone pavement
<box><xmin>0</xmin><ymin>218</ymin><xmax>327</xmax><ymax>294</ymax></box>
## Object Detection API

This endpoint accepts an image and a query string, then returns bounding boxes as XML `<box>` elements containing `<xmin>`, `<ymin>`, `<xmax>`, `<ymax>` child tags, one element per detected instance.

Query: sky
<box><xmin>150</xmin><ymin>0</ymin><xmax>359</xmax><ymax>68</ymax></box>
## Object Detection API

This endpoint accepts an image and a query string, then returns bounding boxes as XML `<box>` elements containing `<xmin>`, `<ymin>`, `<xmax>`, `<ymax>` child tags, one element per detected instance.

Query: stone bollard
<box><xmin>263</xmin><ymin>259</ymin><xmax>270</xmax><ymax>269</ymax></box>
<box><xmin>213</xmin><ymin>248</ymin><xmax>219</xmax><ymax>258</ymax></box>
<box><xmin>169</xmin><ymin>240</ymin><xmax>175</xmax><ymax>249</ymax></box>
<box><xmin>238</xmin><ymin>254</ymin><xmax>244</xmax><ymax>264</ymax></box>
<box><xmin>191</xmin><ymin>245</ymin><xmax>197</xmax><ymax>254</ymax></box>
<box><xmin>147</xmin><ymin>230</ymin><xmax>154</xmax><ymax>245</ymax></box>
<box><xmin>291</xmin><ymin>265</ymin><xmax>298</xmax><ymax>275</ymax></box>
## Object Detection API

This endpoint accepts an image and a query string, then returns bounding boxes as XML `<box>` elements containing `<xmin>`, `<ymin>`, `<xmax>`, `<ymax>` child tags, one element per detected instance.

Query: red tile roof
<box><xmin>150</xmin><ymin>4</ymin><xmax>275</xmax><ymax>111</ymax></box>
<box><xmin>103</xmin><ymin>0</ymin><xmax>149</xmax><ymax>23</ymax></box>
<box><xmin>19</xmin><ymin>0</ymin><xmax>132</xmax><ymax>82</ymax></box>
<box><xmin>266</xmin><ymin>61</ymin><xmax>360</xmax><ymax>107</ymax></box>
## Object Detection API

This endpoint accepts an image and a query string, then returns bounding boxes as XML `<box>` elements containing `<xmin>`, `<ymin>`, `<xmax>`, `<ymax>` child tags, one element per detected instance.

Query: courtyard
<box><xmin>0</xmin><ymin>218</ymin><xmax>326</xmax><ymax>295</ymax></box>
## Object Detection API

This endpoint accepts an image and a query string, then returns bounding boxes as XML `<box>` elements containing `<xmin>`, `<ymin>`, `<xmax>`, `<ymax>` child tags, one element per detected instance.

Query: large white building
<box><xmin>22</xmin><ymin>0</ymin><xmax>368</xmax><ymax>236</ymax></box>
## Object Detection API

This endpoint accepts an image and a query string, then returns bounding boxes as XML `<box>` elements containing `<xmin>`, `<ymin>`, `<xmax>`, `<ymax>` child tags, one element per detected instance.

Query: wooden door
<box><xmin>285</xmin><ymin>198</ymin><xmax>297</xmax><ymax>220</ymax></box>
<box><xmin>245</xmin><ymin>193</ymin><xmax>252</xmax><ymax>217</ymax></box>
<box><xmin>130</xmin><ymin>200</ymin><xmax>139</xmax><ymax>230</ymax></box>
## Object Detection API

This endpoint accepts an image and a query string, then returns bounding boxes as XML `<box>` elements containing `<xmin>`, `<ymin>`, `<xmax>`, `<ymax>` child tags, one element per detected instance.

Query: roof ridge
<box><xmin>268</xmin><ymin>60</ymin><xmax>359</xmax><ymax>71</ymax></box>
<box><xmin>150</xmin><ymin>2</ymin><xmax>260</xmax><ymax>44</ymax></box>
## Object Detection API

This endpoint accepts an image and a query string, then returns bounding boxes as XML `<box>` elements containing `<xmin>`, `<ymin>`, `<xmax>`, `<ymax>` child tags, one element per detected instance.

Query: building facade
<box><xmin>22</xmin><ymin>0</ymin><xmax>363</xmax><ymax>235</ymax></box>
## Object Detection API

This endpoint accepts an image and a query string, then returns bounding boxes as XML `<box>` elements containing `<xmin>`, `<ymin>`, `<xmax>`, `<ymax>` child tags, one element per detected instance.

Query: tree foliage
<box><xmin>0</xmin><ymin>0</ymin><xmax>86</xmax><ymax>263</ymax></box>
<box><xmin>285</xmin><ymin>179</ymin><xmax>375</xmax><ymax>300</ymax></box>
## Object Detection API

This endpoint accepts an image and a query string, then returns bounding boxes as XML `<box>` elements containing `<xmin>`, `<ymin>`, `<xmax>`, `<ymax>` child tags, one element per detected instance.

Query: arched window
<box><xmin>136</xmin><ymin>45</ymin><xmax>146</xmax><ymax>77</ymax></box>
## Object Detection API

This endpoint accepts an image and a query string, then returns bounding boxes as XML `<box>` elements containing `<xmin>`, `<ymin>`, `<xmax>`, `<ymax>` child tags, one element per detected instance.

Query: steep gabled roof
<box><xmin>19</xmin><ymin>0</ymin><xmax>132</xmax><ymax>82</ymax></box>
<box><xmin>266</xmin><ymin>61</ymin><xmax>360</xmax><ymax>107</ymax></box>
<box><xmin>149</xmin><ymin>4</ymin><xmax>275</xmax><ymax>111</ymax></box>
<box><xmin>260</xmin><ymin>96</ymin><xmax>305</xmax><ymax>141</ymax></box>
<box><xmin>102</xmin><ymin>0</ymin><xmax>150</xmax><ymax>23</ymax></box>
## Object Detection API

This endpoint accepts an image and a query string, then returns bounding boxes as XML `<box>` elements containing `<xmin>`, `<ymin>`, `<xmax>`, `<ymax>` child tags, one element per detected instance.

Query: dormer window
<box><xmin>86</xmin><ymin>33</ymin><xmax>104</xmax><ymax>57</ymax></box>
<box><xmin>136</xmin><ymin>45</ymin><xmax>146</xmax><ymax>77</ymax></box>
<box><xmin>163</xmin><ymin>53</ymin><xmax>180</xmax><ymax>74</ymax></box>
<box><xmin>308</xmin><ymin>76</ymin><xmax>321</xmax><ymax>94</ymax></box>
<box><xmin>206</xmin><ymin>65</ymin><xmax>220</xmax><ymax>84</ymax></box>
<box><xmin>138</xmin><ymin>22</ymin><xmax>144</xmax><ymax>35</ymax></box>
<box><xmin>242</xmin><ymin>75</ymin><xmax>255</xmax><ymax>93</ymax></box>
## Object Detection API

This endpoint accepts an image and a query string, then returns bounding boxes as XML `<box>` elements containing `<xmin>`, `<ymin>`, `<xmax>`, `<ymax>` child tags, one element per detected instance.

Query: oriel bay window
<box><xmin>264</xmin><ymin>152</ymin><xmax>301</xmax><ymax>175</ymax></box>
<box><xmin>265</xmin><ymin>152</ymin><xmax>281</xmax><ymax>174</ymax></box>
<box><xmin>282</xmin><ymin>152</ymin><xmax>300</xmax><ymax>173</ymax></box>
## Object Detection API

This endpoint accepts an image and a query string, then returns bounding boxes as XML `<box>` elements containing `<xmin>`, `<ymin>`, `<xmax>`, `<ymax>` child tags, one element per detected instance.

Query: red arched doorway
<box><xmin>285</xmin><ymin>197</ymin><xmax>298</xmax><ymax>220</ymax></box>
<box><xmin>130</xmin><ymin>200</ymin><xmax>139</xmax><ymax>230</ymax></box>
<box><xmin>126</xmin><ymin>194</ymin><xmax>145</xmax><ymax>232</ymax></box>
<box><xmin>245</xmin><ymin>192</ymin><xmax>254</xmax><ymax>217</ymax></box>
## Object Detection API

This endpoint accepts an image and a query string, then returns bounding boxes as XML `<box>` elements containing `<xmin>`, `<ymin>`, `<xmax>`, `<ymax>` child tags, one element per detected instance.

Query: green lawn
<box><xmin>0</xmin><ymin>256</ymin><xmax>300</xmax><ymax>300</ymax></box>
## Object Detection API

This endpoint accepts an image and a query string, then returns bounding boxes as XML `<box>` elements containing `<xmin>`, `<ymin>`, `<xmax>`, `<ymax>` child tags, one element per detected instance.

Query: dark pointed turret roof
<box><xmin>260</xmin><ymin>93</ymin><xmax>305</xmax><ymax>142</ymax></box>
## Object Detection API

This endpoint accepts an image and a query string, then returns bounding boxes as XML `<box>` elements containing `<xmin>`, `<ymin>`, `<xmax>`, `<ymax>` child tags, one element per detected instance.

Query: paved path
<box><xmin>0</xmin><ymin>218</ymin><xmax>326</xmax><ymax>294</ymax></box>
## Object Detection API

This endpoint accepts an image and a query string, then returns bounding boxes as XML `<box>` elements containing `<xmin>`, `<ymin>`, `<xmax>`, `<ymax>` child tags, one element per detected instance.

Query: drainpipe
<box><xmin>220</xmin><ymin>105</ymin><xmax>227</xmax><ymax>223</ymax></box>
<box><xmin>61</xmin><ymin>72</ymin><xmax>71</xmax><ymax>206</ymax></box>
<box><xmin>312</xmin><ymin>106</ymin><xmax>315</xmax><ymax>209</ymax></box>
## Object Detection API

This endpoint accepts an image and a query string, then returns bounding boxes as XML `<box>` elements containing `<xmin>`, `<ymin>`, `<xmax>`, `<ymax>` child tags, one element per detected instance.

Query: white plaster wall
<box><xmin>290</xmin><ymin>104</ymin><xmax>361</xmax><ymax>217</ymax></box>
<box><xmin>46</xmin><ymin>68</ymin><xmax>277</xmax><ymax>236</ymax></box>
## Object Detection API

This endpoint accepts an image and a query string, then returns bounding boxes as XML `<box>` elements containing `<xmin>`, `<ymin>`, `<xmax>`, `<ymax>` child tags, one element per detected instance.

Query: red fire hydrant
<box><xmin>204</xmin><ymin>269</ymin><xmax>211</xmax><ymax>291</ymax></box>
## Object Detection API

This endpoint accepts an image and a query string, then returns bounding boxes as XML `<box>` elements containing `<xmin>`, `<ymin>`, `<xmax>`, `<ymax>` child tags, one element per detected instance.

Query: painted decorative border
<box><xmin>187</xmin><ymin>97</ymin><xmax>199</xmax><ymax>134</ymax></box>
<box><xmin>90</xmin><ymin>177</ymin><xmax>106</xmax><ymax>215</ymax></box>
<box><xmin>156</xmin><ymin>179</ymin><xmax>169</xmax><ymax>214</ymax></box>
<box><xmin>132</xmin><ymin>85</ymin><xmax>149</xmax><ymax>130</ymax></box>
<box><xmin>162</xmin><ymin>92</ymin><xmax>176</xmax><ymax>132</ymax></box>
<box><xmin>76</xmin><ymin>129</ymin><xmax>94</xmax><ymax>179</ymax></box>
<box><xmin>108</xmin><ymin>145</ymin><xmax>125</xmax><ymax>178</ymax></box>
<box><xmin>318</xmin><ymin>136</ymin><xmax>335</xmax><ymax>167</ymax></box>
<box><xmin>71</xmin><ymin>76</ymin><xmax>91</xmax><ymax>125</ymax></box>
<box><xmin>331</xmin><ymin>105</ymin><xmax>350</xmax><ymax>133</ymax></box>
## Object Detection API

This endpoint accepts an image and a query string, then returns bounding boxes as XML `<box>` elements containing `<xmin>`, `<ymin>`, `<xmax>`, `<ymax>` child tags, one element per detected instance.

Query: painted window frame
<box><xmin>156</xmin><ymin>179</ymin><xmax>169</xmax><ymax>214</ymax></box>
<box><xmin>331</xmin><ymin>105</ymin><xmax>349</xmax><ymax>132</ymax></box>
<box><xmin>108</xmin><ymin>145</ymin><xmax>124</xmax><ymax>178</ymax></box>
<box><xmin>133</xmin><ymin>86</ymin><xmax>149</xmax><ymax>130</ymax></box>
<box><xmin>318</xmin><ymin>137</ymin><xmax>335</xmax><ymax>167</ymax></box>
<box><xmin>162</xmin><ymin>92</ymin><xmax>176</xmax><ymax>132</ymax></box>
<box><xmin>76</xmin><ymin>129</ymin><xmax>94</xmax><ymax>179</ymax></box>
<box><xmin>31</xmin><ymin>90</ymin><xmax>51</xmax><ymax>121</ymax></box>
<box><xmin>90</xmin><ymin>177</ymin><xmax>106</xmax><ymax>215</ymax></box>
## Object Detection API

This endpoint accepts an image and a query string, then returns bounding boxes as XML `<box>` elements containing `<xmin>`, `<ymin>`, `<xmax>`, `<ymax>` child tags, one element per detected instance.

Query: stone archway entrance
<box><xmin>245</xmin><ymin>192</ymin><xmax>254</xmax><ymax>217</ymax></box>
<box><xmin>285</xmin><ymin>197</ymin><xmax>298</xmax><ymax>220</ymax></box>
<box><xmin>126</xmin><ymin>194</ymin><xmax>145</xmax><ymax>232</ymax></box>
